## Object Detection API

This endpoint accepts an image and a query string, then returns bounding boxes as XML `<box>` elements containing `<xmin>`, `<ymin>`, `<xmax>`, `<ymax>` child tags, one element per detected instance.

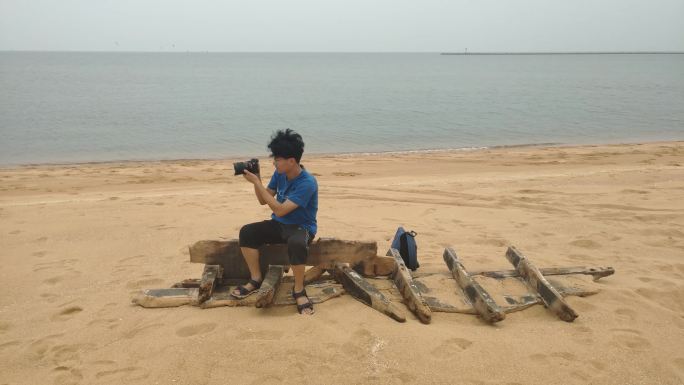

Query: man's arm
<box><xmin>245</xmin><ymin>170</ymin><xmax>298</xmax><ymax>217</ymax></box>
<box><xmin>254</xmin><ymin>184</ymin><xmax>276</xmax><ymax>205</ymax></box>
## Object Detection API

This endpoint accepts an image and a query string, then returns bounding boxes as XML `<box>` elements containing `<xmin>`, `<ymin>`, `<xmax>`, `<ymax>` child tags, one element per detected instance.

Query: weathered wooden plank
<box><xmin>424</xmin><ymin>284</ymin><xmax>599</xmax><ymax>315</ymax></box>
<box><xmin>506</xmin><ymin>246</ymin><xmax>579</xmax><ymax>322</ymax></box>
<box><xmin>304</xmin><ymin>265</ymin><xmax>326</xmax><ymax>283</ymax></box>
<box><xmin>388</xmin><ymin>248</ymin><xmax>432</xmax><ymax>324</ymax></box>
<box><xmin>333</xmin><ymin>263</ymin><xmax>406</xmax><ymax>322</ymax></box>
<box><xmin>198</xmin><ymin>264</ymin><xmax>223</xmax><ymax>304</ymax></box>
<box><xmin>443</xmin><ymin>248</ymin><xmax>506</xmax><ymax>323</ymax></box>
<box><xmin>353</xmin><ymin>256</ymin><xmax>396</xmax><ymax>277</ymax></box>
<box><xmin>172</xmin><ymin>279</ymin><xmax>201</xmax><ymax>288</ymax></box>
<box><xmin>189</xmin><ymin>238</ymin><xmax>378</xmax><ymax>279</ymax></box>
<box><xmin>471</xmin><ymin>266</ymin><xmax>615</xmax><ymax>281</ymax></box>
<box><xmin>254</xmin><ymin>265</ymin><xmax>285</xmax><ymax>308</ymax></box>
<box><xmin>132</xmin><ymin>288</ymin><xmax>198</xmax><ymax>308</ymax></box>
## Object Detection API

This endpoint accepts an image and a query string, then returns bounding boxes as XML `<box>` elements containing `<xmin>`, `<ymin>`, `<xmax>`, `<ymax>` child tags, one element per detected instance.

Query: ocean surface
<box><xmin>1</xmin><ymin>52</ymin><xmax>683</xmax><ymax>166</ymax></box>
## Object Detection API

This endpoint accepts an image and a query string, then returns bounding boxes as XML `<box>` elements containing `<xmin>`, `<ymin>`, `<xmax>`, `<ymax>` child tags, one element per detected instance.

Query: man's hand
<box><xmin>243</xmin><ymin>170</ymin><xmax>261</xmax><ymax>185</ymax></box>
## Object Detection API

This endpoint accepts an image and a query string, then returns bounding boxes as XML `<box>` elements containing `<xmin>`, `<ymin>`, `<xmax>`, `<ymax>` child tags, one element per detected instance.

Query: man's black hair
<box><xmin>268</xmin><ymin>128</ymin><xmax>305</xmax><ymax>163</ymax></box>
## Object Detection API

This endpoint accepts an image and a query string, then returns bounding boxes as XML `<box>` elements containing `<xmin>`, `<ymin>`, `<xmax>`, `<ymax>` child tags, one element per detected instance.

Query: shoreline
<box><xmin>2</xmin><ymin>139</ymin><xmax>682</xmax><ymax>170</ymax></box>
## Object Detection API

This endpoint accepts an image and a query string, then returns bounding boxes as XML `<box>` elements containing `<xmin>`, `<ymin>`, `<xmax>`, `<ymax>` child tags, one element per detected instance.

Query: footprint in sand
<box><xmin>430</xmin><ymin>337</ymin><xmax>473</xmax><ymax>358</ymax></box>
<box><xmin>32</xmin><ymin>250</ymin><xmax>47</xmax><ymax>258</ymax></box>
<box><xmin>50</xmin><ymin>343</ymin><xmax>95</xmax><ymax>365</ymax></box>
<box><xmin>51</xmin><ymin>306</ymin><xmax>83</xmax><ymax>321</ymax></box>
<box><xmin>621</xmin><ymin>189</ymin><xmax>649</xmax><ymax>195</ymax></box>
<box><xmin>588</xmin><ymin>359</ymin><xmax>608</xmax><ymax>371</ymax></box>
<box><xmin>176</xmin><ymin>322</ymin><xmax>218</xmax><ymax>337</ymax></box>
<box><xmin>614</xmin><ymin>307</ymin><xmax>637</xmax><ymax>322</ymax></box>
<box><xmin>610</xmin><ymin>328</ymin><xmax>652</xmax><ymax>350</ymax></box>
<box><xmin>42</xmin><ymin>271</ymin><xmax>81</xmax><ymax>285</ymax></box>
<box><xmin>27</xmin><ymin>333</ymin><xmax>65</xmax><ymax>361</ymax></box>
<box><xmin>569</xmin><ymin>239</ymin><xmax>602</xmax><ymax>249</ymax></box>
<box><xmin>530</xmin><ymin>351</ymin><xmax>578</xmax><ymax>363</ymax></box>
<box><xmin>340</xmin><ymin>328</ymin><xmax>379</xmax><ymax>358</ymax></box>
<box><xmin>52</xmin><ymin>366</ymin><xmax>84</xmax><ymax>384</ymax></box>
<box><xmin>9</xmin><ymin>230</ymin><xmax>21</xmax><ymax>235</ymax></box>
<box><xmin>33</xmin><ymin>258</ymin><xmax>78</xmax><ymax>272</ymax></box>
<box><xmin>95</xmin><ymin>366</ymin><xmax>149</xmax><ymax>381</ymax></box>
<box><xmin>568</xmin><ymin>325</ymin><xmax>595</xmax><ymax>346</ymax></box>
<box><xmin>88</xmin><ymin>318</ymin><xmax>121</xmax><ymax>330</ymax></box>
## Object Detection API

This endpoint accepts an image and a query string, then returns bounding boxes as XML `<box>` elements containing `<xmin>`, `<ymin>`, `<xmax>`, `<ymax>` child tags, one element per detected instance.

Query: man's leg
<box><xmin>232</xmin><ymin>220</ymin><xmax>280</xmax><ymax>297</ymax></box>
<box><xmin>291</xmin><ymin>264</ymin><xmax>306</xmax><ymax>295</ymax></box>
<box><xmin>285</xmin><ymin>226</ymin><xmax>314</xmax><ymax>315</ymax></box>
<box><xmin>238</xmin><ymin>247</ymin><xmax>262</xmax><ymax>290</ymax></box>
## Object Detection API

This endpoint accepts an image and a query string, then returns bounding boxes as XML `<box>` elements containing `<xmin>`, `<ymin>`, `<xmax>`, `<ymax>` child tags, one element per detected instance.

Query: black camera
<box><xmin>233</xmin><ymin>158</ymin><xmax>260</xmax><ymax>175</ymax></box>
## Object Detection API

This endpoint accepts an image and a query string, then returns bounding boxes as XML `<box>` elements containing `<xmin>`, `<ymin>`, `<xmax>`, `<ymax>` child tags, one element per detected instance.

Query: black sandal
<box><xmin>231</xmin><ymin>279</ymin><xmax>262</xmax><ymax>299</ymax></box>
<box><xmin>292</xmin><ymin>288</ymin><xmax>314</xmax><ymax>315</ymax></box>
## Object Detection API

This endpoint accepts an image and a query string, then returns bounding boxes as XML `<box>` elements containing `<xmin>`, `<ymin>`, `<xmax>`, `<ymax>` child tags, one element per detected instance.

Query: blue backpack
<box><xmin>387</xmin><ymin>227</ymin><xmax>419</xmax><ymax>271</ymax></box>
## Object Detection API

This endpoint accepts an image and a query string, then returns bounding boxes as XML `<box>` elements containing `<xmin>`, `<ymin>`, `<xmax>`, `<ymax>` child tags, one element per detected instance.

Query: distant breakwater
<box><xmin>440</xmin><ymin>51</ymin><xmax>684</xmax><ymax>55</ymax></box>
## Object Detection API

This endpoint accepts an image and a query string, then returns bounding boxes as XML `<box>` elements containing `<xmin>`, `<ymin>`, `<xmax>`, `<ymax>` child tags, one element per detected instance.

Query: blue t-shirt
<box><xmin>267</xmin><ymin>169</ymin><xmax>318</xmax><ymax>235</ymax></box>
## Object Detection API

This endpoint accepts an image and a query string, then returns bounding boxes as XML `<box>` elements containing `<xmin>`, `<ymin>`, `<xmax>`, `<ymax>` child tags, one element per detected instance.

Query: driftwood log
<box><xmin>333</xmin><ymin>263</ymin><xmax>406</xmax><ymax>322</ymax></box>
<box><xmin>254</xmin><ymin>265</ymin><xmax>285</xmax><ymax>308</ymax></box>
<box><xmin>132</xmin><ymin>237</ymin><xmax>614</xmax><ymax>324</ymax></box>
<box><xmin>133</xmin><ymin>279</ymin><xmax>344</xmax><ymax>308</ymax></box>
<box><xmin>189</xmin><ymin>238</ymin><xmax>393</xmax><ymax>279</ymax></box>
<box><xmin>470</xmin><ymin>266</ymin><xmax>614</xmax><ymax>282</ymax></box>
<box><xmin>443</xmin><ymin>247</ymin><xmax>505</xmax><ymax>323</ymax></box>
<box><xmin>388</xmin><ymin>248</ymin><xmax>432</xmax><ymax>324</ymax></box>
<box><xmin>198</xmin><ymin>265</ymin><xmax>223</xmax><ymax>304</ymax></box>
<box><xmin>506</xmin><ymin>246</ymin><xmax>579</xmax><ymax>322</ymax></box>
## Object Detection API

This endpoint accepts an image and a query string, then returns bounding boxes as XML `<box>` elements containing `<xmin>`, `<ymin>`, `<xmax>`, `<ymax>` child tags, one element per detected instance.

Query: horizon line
<box><xmin>1</xmin><ymin>49</ymin><xmax>684</xmax><ymax>54</ymax></box>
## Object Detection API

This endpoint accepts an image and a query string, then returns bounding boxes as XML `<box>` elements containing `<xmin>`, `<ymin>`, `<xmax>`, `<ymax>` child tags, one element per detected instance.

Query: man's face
<box><xmin>273</xmin><ymin>156</ymin><xmax>295</xmax><ymax>174</ymax></box>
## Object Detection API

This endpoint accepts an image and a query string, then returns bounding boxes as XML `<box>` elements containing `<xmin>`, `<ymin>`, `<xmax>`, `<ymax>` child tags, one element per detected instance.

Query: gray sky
<box><xmin>1</xmin><ymin>0</ymin><xmax>683</xmax><ymax>52</ymax></box>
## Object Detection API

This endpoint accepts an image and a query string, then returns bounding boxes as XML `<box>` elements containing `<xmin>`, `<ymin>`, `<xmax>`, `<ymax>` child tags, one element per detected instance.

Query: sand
<box><xmin>1</xmin><ymin>141</ymin><xmax>683</xmax><ymax>385</ymax></box>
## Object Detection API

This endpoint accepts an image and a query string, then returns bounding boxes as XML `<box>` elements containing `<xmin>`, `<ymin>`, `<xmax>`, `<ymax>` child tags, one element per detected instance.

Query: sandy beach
<box><xmin>1</xmin><ymin>141</ymin><xmax>683</xmax><ymax>385</ymax></box>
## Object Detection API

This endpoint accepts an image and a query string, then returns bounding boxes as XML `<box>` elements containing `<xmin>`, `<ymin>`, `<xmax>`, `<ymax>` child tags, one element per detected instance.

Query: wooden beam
<box><xmin>189</xmin><ymin>238</ymin><xmax>378</xmax><ymax>279</ymax></box>
<box><xmin>388</xmin><ymin>248</ymin><xmax>432</xmax><ymax>324</ymax></box>
<box><xmin>443</xmin><ymin>248</ymin><xmax>505</xmax><ymax>323</ymax></box>
<box><xmin>132</xmin><ymin>288</ymin><xmax>197</xmax><ymax>308</ymax></box>
<box><xmin>172</xmin><ymin>279</ymin><xmax>200</xmax><ymax>288</ymax></box>
<box><xmin>198</xmin><ymin>264</ymin><xmax>223</xmax><ymax>304</ymax></box>
<box><xmin>470</xmin><ymin>266</ymin><xmax>615</xmax><ymax>281</ymax></box>
<box><xmin>333</xmin><ymin>263</ymin><xmax>406</xmax><ymax>322</ymax></box>
<box><xmin>423</xmin><ymin>283</ymin><xmax>599</xmax><ymax>315</ymax></box>
<box><xmin>254</xmin><ymin>265</ymin><xmax>285</xmax><ymax>308</ymax></box>
<box><xmin>304</xmin><ymin>265</ymin><xmax>326</xmax><ymax>284</ymax></box>
<box><xmin>506</xmin><ymin>246</ymin><xmax>578</xmax><ymax>322</ymax></box>
<box><xmin>353</xmin><ymin>256</ymin><xmax>396</xmax><ymax>277</ymax></box>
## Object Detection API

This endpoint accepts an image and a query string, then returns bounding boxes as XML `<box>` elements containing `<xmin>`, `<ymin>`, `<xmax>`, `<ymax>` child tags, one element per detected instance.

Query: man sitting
<box><xmin>231</xmin><ymin>129</ymin><xmax>318</xmax><ymax>315</ymax></box>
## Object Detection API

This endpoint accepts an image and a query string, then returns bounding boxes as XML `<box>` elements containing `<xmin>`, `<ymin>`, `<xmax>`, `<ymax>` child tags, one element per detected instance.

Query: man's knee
<box><xmin>239</xmin><ymin>223</ymin><xmax>260</xmax><ymax>249</ymax></box>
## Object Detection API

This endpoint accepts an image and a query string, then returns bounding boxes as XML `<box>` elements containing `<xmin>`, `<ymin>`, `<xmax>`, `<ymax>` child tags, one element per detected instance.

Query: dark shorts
<box><xmin>239</xmin><ymin>220</ymin><xmax>314</xmax><ymax>265</ymax></box>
